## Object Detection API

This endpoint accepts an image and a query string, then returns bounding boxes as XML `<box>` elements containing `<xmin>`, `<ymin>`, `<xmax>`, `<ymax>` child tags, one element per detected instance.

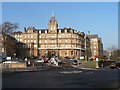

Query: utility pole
<box><xmin>84</xmin><ymin>34</ymin><xmax>87</xmax><ymax>61</ymax></box>
<box><xmin>88</xmin><ymin>31</ymin><xmax>91</xmax><ymax>61</ymax></box>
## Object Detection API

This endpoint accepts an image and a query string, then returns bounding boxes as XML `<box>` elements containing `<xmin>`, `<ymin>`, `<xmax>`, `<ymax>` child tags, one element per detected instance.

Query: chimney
<box><xmin>24</xmin><ymin>27</ymin><xmax>27</xmax><ymax>32</ymax></box>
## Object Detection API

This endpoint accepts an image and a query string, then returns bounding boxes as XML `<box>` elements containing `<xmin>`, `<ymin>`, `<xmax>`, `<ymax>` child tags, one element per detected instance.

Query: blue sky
<box><xmin>2</xmin><ymin>2</ymin><xmax>118</xmax><ymax>50</ymax></box>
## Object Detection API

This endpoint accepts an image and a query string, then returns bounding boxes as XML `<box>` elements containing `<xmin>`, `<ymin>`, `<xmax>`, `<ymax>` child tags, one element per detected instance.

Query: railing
<box><xmin>38</xmin><ymin>47</ymin><xmax>85</xmax><ymax>50</ymax></box>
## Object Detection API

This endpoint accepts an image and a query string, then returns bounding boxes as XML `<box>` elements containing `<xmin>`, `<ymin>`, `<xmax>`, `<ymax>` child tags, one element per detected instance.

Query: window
<box><xmin>59</xmin><ymin>40</ymin><xmax>61</xmax><ymax>42</ymax></box>
<box><xmin>29</xmin><ymin>44</ymin><xmax>31</xmax><ymax>48</ymax></box>
<box><xmin>24</xmin><ymin>40</ymin><xmax>26</xmax><ymax>43</ymax></box>
<box><xmin>76</xmin><ymin>35</ymin><xmax>78</xmax><ymax>38</ymax></box>
<box><xmin>65</xmin><ymin>35</ymin><xmax>67</xmax><ymax>38</ymax></box>
<box><xmin>65</xmin><ymin>52</ymin><xmax>67</xmax><ymax>55</ymax></box>
<box><xmin>28</xmin><ymin>40</ymin><xmax>29</xmax><ymax>43</ymax></box>
<box><xmin>59</xmin><ymin>44</ymin><xmax>61</xmax><ymax>47</ymax></box>
<box><xmin>15</xmin><ymin>35</ymin><xmax>17</xmax><ymax>38</ymax></box>
<box><xmin>72</xmin><ymin>35</ymin><xmax>74</xmax><ymax>38</ymax></box>
<box><xmin>34</xmin><ymin>45</ymin><xmax>37</xmax><ymax>48</ymax></box>
<box><xmin>39</xmin><ymin>40</ymin><xmax>41</xmax><ymax>43</ymax></box>
<box><xmin>45</xmin><ymin>36</ymin><xmax>47</xmax><ymax>38</ymax></box>
<box><xmin>34</xmin><ymin>40</ymin><xmax>36</xmax><ymax>43</ymax></box>
<box><xmin>71</xmin><ymin>51</ymin><xmax>73</xmax><ymax>55</ymax></box>
<box><xmin>54</xmin><ymin>27</ymin><xmax>56</xmax><ymax>30</ymax></box>
<box><xmin>65</xmin><ymin>44</ymin><xmax>67</xmax><ymax>48</ymax></box>
<box><xmin>45</xmin><ymin>40</ymin><xmax>47</xmax><ymax>43</ymax></box>
<box><xmin>65</xmin><ymin>40</ymin><xmax>67</xmax><ymax>42</ymax></box>
<box><xmin>65</xmin><ymin>30</ymin><xmax>67</xmax><ymax>33</ymax></box>
<box><xmin>2</xmin><ymin>48</ymin><xmax>4</xmax><ymax>52</ymax></box>
<box><xmin>76</xmin><ymin>51</ymin><xmax>78</xmax><ymax>55</ymax></box>
<box><xmin>51</xmin><ymin>40</ymin><xmax>53</xmax><ymax>43</ymax></box>
<box><xmin>20</xmin><ymin>39</ymin><xmax>22</xmax><ymax>42</ymax></box>
<box><xmin>70</xmin><ymin>30</ymin><xmax>73</xmax><ymax>33</ymax></box>
<box><xmin>34</xmin><ymin>35</ymin><xmax>36</xmax><ymax>38</ymax></box>
<box><xmin>59</xmin><ymin>36</ymin><xmax>61</xmax><ymax>38</ymax></box>
<box><xmin>72</xmin><ymin>45</ymin><xmax>74</xmax><ymax>47</ymax></box>
<box><xmin>77</xmin><ymin>40</ymin><xmax>79</xmax><ymax>43</ymax></box>
<box><xmin>23</xmin><ymin>45</ymin><xmax>26</xmax><ymax>48</ymax></box>
<box><xmin>94</xmin><ymin>50</ymin><xmax>96</xmax><ymax>53</ymax></box>
<box><xmin>94</xmin><ymin>53</ymin><xmax>96</xmax><ymax>55</ymax></box>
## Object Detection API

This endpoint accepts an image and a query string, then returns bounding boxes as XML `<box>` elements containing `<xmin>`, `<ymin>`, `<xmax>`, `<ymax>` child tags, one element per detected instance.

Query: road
<box><xmin>2</xmin><ymin>67</ymin><xmax>120</xmax><ymax>89</ymax></box>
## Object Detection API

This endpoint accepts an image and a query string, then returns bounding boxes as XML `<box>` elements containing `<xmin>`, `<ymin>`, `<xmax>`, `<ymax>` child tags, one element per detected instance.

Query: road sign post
<box><xmin>96</xmin><ymin>58</ymin><xmax>99</xmax><ymax>69</ymax></box>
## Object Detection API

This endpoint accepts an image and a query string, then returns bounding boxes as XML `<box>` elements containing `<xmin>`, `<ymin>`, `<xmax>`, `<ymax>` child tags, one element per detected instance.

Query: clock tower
<box><xmin>48</xmin><ymin>15</ymin><xmax>58</xmax><ymax>33</ymax></box>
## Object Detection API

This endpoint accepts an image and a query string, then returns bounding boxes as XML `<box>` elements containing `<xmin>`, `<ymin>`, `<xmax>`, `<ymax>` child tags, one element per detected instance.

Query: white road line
<box><xmin>60</xmin><ymin>71</ymin><xmax>82</xmax><ymax>74</ymax></box>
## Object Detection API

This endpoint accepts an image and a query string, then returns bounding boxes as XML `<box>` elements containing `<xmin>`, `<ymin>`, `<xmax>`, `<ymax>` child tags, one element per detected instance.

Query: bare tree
<box><xmin>0</xmin><ymin>22</ymin><xmax>18</xmax><ymax>35</ymax></box>
<box><xmin>106</xmin><ymin>45</ymin><xmax>120</xmax><ymax>61</ymax></box>
<box><xmin>0</xmin><ymin>22</ymin><xmax>19</xmax><ymax>55</ymax></box>
<box><xmin>111</xmin><ymin>49</ymin><xmax>120</xmax><ymax>61</ymax></box>
<box><xmin>107</xmin><ymin>45</ymin><xmax>117</xmax><ymax>53</ymax></box>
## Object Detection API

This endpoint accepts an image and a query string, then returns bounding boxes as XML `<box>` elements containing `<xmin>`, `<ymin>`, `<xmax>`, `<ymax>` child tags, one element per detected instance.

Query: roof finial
<box><xmin>52</xmin><ymin>10</ymin><xmax>54</xmax><ymax>17</ymax></box>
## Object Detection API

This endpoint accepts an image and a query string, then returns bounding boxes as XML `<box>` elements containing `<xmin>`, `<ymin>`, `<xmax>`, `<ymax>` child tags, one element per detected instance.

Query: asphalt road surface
<box><xmin>2</xmin><ymin>67</ymin><xmax>120</xmax><ymax>89</ymax></box>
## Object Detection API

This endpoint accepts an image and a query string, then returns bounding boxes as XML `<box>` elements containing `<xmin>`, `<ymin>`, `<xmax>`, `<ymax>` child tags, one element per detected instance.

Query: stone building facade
<box><xmin>13</xmin><ymin>16</ymin><xmax>91</xmax><ymax>59</ymax></box>
<box><xmin>90</xmin><ymin>34</ymin><xmax>103</xmax><ymax>59</ymax></box>
<box><xmin>0</xmin><ymin>34</ymin><xmax>16</xmax><ymax>58</ymax></box>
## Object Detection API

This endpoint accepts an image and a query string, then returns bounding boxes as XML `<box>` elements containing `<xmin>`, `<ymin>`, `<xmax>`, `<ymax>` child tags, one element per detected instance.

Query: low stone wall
<box><xmin>1</xmin><ymin>63</ymin><xmax>26</xmax><ymax>69</ymax></box>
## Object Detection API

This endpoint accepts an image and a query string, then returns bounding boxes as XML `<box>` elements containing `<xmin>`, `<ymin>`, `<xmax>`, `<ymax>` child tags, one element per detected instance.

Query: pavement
<box><xmin>1</xmin><ymin>61</ymin><xmax>108</xmax><ymax>73</ymax></box>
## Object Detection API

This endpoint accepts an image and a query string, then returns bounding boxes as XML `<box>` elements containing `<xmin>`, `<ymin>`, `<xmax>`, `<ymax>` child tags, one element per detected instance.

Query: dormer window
<box><xmin>65</xmin><ymin>29</ymin><xmax>67</xmax><ymax>33</ymax></box>
<box><xmin>59</xmin><ymin>29</ymin><xmax>61</xmax><ymax>33</ymax></box>
<box><xmin>45</xmin><ymin>30</ymin><xmax>47</xmax><ymax>33</ymax></box>
<box><xmin>39</xmin><ymin>31</ymin><xmax>41</xmax><ymax>33</ymax></box>
<box><xmin>70</xmin><ymin>30</ymin><xmax>73</xmax><ymax>33</ymax></box>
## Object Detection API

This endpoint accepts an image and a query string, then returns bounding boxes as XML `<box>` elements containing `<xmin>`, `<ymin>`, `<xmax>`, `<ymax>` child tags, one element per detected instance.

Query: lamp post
<box><xmin>96</xmin><ymin>58</ymin><xmax>99</xmax><ymax>69</ymax></box>
<box><xmin>14</xmin><ymin>53</ymin><xmax>16</xmax><ymax>60</ymax></box>
<box><xmin>14</xmin><ymin>53</ymin><xmax>18</xmax><ymax>70</ymax></box>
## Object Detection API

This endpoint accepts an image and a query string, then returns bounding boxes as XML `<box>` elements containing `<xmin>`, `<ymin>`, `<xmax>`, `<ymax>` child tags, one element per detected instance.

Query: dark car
<box><xmin>43</xmin><ymin>58</ymin><xmax>48</xmax><ymax>63</ymax></box>
<box><xmin>115</xmin><ymin>62</ymin><xmax>120</xmax><ymax>69</ymax></box>
<box><xmin>71</xmin><ymin>59</ymin><xmax>78</xmax><ymax>65</ymax></box>
<box><xmin>109</xmin><ymin>62</ymin><xmax>120</xmax><ymax>69</ymax></box>
<box><xmin>56</xmin><ymin>59</ymin><xmax>62</xmax><ymax>64</ymax></box>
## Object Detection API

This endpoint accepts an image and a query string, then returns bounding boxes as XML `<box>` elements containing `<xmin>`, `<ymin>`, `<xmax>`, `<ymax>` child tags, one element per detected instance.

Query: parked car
<box><xmin>43</xmin><ymin>58</ymin><xmax>48</xmax><ymax>63</ymax></box>
<box><xmin>34</xmin><ymin>60</ymin><xmax>43</xmax><ymax>63</ymax></box>
<box><xmin>56</xmin><ymin>59</ymin><xmax>62</xmax><ymax>64</ymax></box>
<box><xmin>115</xmin><ymin>62</ymin><xmax>120</xmax><ymax>69</ymax></box>
<box><xmin>70</xmin><ymin>59</ymin><xmax>78</xmax><ymax>65</ymax></box>
<box><xmin>3</xmin><ymin>61</ymin><xmax>20</xmax><ymax>64</ymax></box>
<box><xmin>109</xmin><ymin>62</ymin><xmax>120</xmax><ymax>69</ymax></box>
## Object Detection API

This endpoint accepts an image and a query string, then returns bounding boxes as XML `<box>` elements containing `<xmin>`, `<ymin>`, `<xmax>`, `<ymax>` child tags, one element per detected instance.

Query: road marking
<box><xmin>60</xmin><ymin>71</ymin><xmax>82</xmax><ymax>74</ymax></box>
<box><xmin>86</xmin><ymin>71</ymin><xmax>94</xmax><ymax>74</ymax></box>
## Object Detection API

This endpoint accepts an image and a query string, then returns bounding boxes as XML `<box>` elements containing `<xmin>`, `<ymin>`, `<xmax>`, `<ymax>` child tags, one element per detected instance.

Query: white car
<box><xmin>3</xmin><ymin>61</ymin><xmax>20</xmax><ymax>64</ymax></box>
<box><xmin>34</xmin><ymin>60</ymin><xmax>44</xmax><ymax>63</ymax></box>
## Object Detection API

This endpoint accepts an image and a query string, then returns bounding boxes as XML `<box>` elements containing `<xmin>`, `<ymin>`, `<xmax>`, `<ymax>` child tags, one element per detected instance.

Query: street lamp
<box><xmin>14</xmin><ymin>53</ymin><xmax>16</xmax><ymax>60</ymax></box>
